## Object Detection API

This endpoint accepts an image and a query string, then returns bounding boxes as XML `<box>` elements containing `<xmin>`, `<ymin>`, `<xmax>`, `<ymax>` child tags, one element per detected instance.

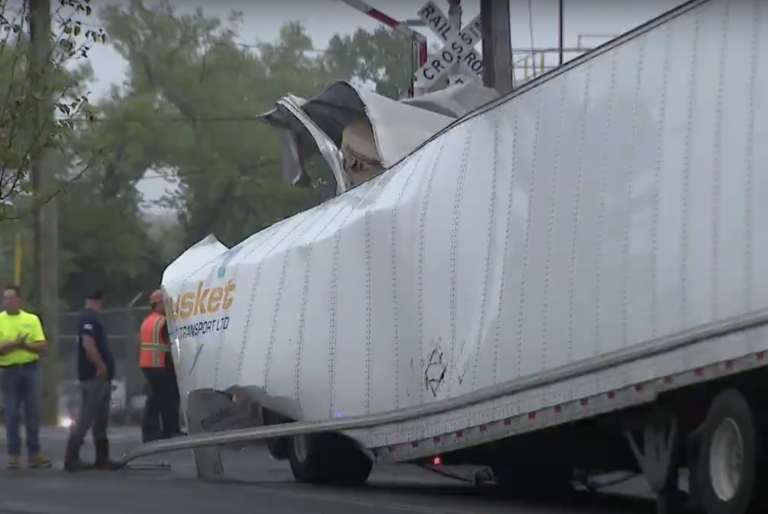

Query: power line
<box><xmin>64</xmin><ymin>115</ymin><xmax>269</xmax><ymax>124</ymax></box>
<box><xmin>78</xmin><ymin>158</ymin><xmax>285</xmax><ymax>183</ymax></box>
<box><xmin>135</xmin><ymin>170</ymin><xmax>273</xmax><ymax>183</ymax></box>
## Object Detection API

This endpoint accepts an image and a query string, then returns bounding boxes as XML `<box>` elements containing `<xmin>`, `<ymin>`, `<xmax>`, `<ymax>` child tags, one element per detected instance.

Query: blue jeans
<box><xmin>0</xmin><ymin>362</ymin><xmax>41</xmax><ymax>455</ymax></box>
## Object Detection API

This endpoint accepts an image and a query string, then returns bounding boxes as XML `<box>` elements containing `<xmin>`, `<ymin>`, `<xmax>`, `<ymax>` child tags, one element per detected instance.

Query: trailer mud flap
<box><xmin>186</xmin><ymin>387</ymin><xmax>290</xmax><ymax>478</ymax></box>
<box><xmin>187</xmin><ymin>388</ymin><xmax>260</xmax><ymax>478</ymax></box>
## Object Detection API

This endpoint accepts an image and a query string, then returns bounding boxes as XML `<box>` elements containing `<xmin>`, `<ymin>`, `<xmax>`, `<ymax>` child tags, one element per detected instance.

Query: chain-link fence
<box><xmin>56</xmin><ymin>306</ymin><xmax>151</xmax><ymax>425</ymax></box>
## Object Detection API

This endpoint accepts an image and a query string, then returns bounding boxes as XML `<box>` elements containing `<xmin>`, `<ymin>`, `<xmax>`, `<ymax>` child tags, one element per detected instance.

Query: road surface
<box><xmin>0</xmin><ymin>426</ymin><xmax>663</xmax><ymax>514</ymax></box>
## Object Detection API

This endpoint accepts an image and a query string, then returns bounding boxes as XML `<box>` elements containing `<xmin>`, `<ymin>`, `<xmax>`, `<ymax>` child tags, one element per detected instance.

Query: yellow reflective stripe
<box><xmin>140</xmin><ymin>342</ymin><xmax>170</xmax><ymax>352</ymax></box>
<box><xmin>150</xmin><ymin>316</ymin><xmax>165</xmax><ymax>367</ymax></box>
<box><xmin>139</xmin><ymin>315</ymin><xmax>169</xmax><ymax>368</ymax></box>
<box><xmin>151</xmin><ymin>316</ymin><xmax>164</xmax><ymax>344</ymax></box>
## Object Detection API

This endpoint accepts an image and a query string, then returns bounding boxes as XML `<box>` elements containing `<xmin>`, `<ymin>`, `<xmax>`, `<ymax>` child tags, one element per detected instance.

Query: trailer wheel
<box><xmin>694</xmin><ymin>389</ymin><xmax>767</xmax><ymax>514</ymax></box>
<box><xmin>288</xmin><ymin>433</ymin><xmax>372</xmax><ymax>485</ymax></box>
<box><xmin>267</xmin><ymin>438</ymin><xmax>290</xmax><ymax>460</ymax></box>
<box><xmin>262</xmin><ymin>410</ymin><xmax>290</xmax><ymax>460</ymax></box>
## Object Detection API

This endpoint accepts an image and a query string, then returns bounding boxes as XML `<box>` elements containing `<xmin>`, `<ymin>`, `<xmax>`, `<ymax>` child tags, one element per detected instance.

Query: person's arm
<box><xmin>0</xmin><ymin>323</ymin><xmax>24</xmax><ymax>354</ymax></box>
<box><xmin>82</xmin><ymin>335</ymin><xmax>107</xmax><ymax>377</ymax></box>
<box><xmin>0</xmin><ymin>336</ymin><xmax>21</xmax><ymax>355</ymax></box>
<box><xmin>80</xmin><ymin>321</ymin><xmax>107</xmax><ymax>378</ymax></box>
<box><xmin>22</xmin><ymin>316</ymin><xmax>48</xmax><ymax>354</ymax></box>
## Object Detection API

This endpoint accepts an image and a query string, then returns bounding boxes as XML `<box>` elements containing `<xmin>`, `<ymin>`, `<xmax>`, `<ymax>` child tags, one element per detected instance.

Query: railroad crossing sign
<box><xmin>414</xmin><ymin>1</ymin><xmax>484</xmax><ymax>89</ymax></box>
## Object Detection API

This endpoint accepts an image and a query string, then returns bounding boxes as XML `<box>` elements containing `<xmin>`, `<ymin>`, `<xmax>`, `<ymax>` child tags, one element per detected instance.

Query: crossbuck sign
<box><xmin>414</xmin><ymin>1</ymin><xmax>484</xmax><ymax>89</ymax></box>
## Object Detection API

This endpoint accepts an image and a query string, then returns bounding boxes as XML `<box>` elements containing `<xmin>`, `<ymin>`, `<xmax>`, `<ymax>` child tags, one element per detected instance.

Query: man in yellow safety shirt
<box><xmin>0</xmin><ymin>285</ymin><xmax>52</xmax><ymax>469</ymax></box>
<box><xmin>139</xmin><ymin>289</ymin><xmax>181</xmax><ymax>442</ymax></box>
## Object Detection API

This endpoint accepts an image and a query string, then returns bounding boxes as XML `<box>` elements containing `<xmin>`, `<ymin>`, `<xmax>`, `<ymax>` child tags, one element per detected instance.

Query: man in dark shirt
<box><xmin>63</xmin><ymin>290</ymin><xmax>121</xmax><ymax>472</ymax></box>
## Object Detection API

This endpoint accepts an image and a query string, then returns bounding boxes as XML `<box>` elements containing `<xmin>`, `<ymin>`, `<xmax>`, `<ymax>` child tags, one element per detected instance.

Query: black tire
<box><xmin>288</xmin><ymin>433</ymin><xmax>372</xmax><ymax>485</ymax></box>
<box><xmin>693</xmin><ymin>388</ymin><xmax>767</xmax><ymax>514</ymax></box>
<box><xmin>267</xmin><ymin>438</ymin><xmax>290</xmax><ymax>460</ymax></box>
<box><xmin>262</xmin><ymin>409</ymin><xmax>291</xmax><ymax>460</ymax></box>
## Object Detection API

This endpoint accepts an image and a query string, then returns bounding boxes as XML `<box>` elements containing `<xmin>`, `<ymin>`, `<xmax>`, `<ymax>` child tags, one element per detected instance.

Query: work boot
<box><xmin>28</xmin><ymin>453</ymin><xmax>52</xmax><ymax>469</ymax></box>
<box><xmin>94</xmin><ymin>439</ymin><xmax>122</xmax><ymax>470</ymax></box>
<box><xmin>63</xmin><ymin>438</ymin><xmax>93</xmax><ymax>472</ymax></box>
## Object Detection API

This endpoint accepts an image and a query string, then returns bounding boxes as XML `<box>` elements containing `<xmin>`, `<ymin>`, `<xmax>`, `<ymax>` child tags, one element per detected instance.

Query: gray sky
<box><xmin>31</xmin><ymin>0</ymin><xmax>687</xmax><ymax>210</ymax></box>
<box><xmin>85</xmin><ymin>0</ymin><xmax>685</xmax><ymax>100</ymax></box>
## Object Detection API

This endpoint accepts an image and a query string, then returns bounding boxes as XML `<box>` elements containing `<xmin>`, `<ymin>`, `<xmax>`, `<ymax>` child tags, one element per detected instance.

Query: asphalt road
<box><xmin>0</xmin><ymin>426</ymin><xmax>662</xmax><ymax>514</ymax></box>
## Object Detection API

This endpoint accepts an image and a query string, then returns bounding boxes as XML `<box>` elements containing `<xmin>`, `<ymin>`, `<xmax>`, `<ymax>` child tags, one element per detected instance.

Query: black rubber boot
<box><xmin>94</xmin><ymin>439</ymin><xmax>123</xmax><ymax>471</ymax></box>
<box><xmin>63</xmin><ymin>438</ymin><xmax>94</xmax><ymax>472</ymax></box>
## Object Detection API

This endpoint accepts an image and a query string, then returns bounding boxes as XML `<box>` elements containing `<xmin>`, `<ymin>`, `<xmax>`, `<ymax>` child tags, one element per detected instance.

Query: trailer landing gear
<box><xmin>624</xmin><ymin>413</ymin><xmax>685</xmax><ymax>514</ymax></box>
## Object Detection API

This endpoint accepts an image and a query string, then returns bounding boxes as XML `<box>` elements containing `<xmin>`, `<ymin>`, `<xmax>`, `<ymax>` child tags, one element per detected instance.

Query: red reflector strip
<box><xmin>757</xmin><ymin>351</ymin><xmax>766</xmax><ymax>360</ymax></box>
<box><xmin>635</xmin><ymin>384</ymin><xmax>644</xmax><ymax>392</ymax></box>
<box><xmin>528</xmin><ymin>412</ymin><xmax>536</xmax><ymax>420</ymax></box>
<box><xmin>580</xmin><ymin>398</ymin><xmax>589</xmax><ymax>406</ymax></box>
<box><xmin>433</xmin><ymin>436</ymin><xmax>440</xmax><ymax>443</ymax></box>
<box><xmin>608</xmin><ymin>391</ymin><xmax>616</xmax><ymax>399</ymax></box>
<box><xmin>504</xmin><ymin>418</ymin><xmax>511</xmax><ymax>426</ymax></box>
<box><xmin>554</xmin><ymin>405</ymin><xmax>562</xmax><ymax>413</ymax></box>
<box><xmin>480</xmin><ymin>425</ymin><xmax>487</xmax><ymax>432</ymax></box>
<box><xmin>663</xmin><ymin>376</ymin><xmax>672</xmax><ymax>384</ymax></box>
<box><xmin>694</xmin><ymin>368</ymin><xmax>704</xmax><ymax>377</ymax></box>
<box><xmin>456</xmin><ymin>430</ymin><xmax>463</xmax><ymax>437</ymax></box>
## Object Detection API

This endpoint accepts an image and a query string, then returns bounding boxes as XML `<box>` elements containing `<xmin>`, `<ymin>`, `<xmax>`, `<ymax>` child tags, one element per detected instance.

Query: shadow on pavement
<box><xmin>195</xmin><ymin>474</ymin><xmax>664</xmax><ymax>514</ymax></box>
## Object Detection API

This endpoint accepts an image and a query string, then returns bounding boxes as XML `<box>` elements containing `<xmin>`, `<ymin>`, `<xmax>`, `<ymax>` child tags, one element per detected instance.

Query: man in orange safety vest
<box><xmin>139</xmin><ymin>289</ymin><xmax>181</xmax><ymax>442</ymax></box>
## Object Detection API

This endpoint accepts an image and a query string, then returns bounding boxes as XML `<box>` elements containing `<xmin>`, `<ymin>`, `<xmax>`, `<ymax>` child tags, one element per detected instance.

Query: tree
<box><xmin>95</xmin><ymin>0</ymin><xmax>412</xmax><ymax>250</ymax></box>
<box><xmin>15</xmin><ymin>1</ymin><xmax>420</xmax><ymax>306</ymax></box>
<box><xmin>326</xmin><ymin>26</ymin><xmax>414</xmax><ymax>99</ymax></box>
<box><xmin>0</xmin><ymin>0</ymin><xmax>106</xmax><ymax>220</ymax></box>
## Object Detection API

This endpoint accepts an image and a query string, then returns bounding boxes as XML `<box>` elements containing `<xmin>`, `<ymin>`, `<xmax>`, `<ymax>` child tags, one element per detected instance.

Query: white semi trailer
<box><xmin>126</xmin><ymin>0</ymin><xmax>768</xmax><ymax>513</ymax></box>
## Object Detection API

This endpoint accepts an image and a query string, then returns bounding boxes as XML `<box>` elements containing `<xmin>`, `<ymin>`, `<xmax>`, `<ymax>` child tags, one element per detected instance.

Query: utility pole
<box><xmin>447</xmin><ymin>0</ymin><xmax>462</xmax><ymax>87</ymax></box>
<box><xmin>480</xmin><ymin>0</ymin><xmax>513</xmax><ymax>94</ymax></box>
<box><xmin>558</xmin><ymin>0</ymin><xmax>565</xmax><ymax>66</ymax></box>
<box><xmin>29</xmin><ymin>0</ymin><xmax>59</xmax><ymax>426</ymax></box>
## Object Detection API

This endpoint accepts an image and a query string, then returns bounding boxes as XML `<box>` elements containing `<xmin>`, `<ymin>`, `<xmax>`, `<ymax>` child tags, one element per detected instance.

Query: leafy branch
<box><xmin>0</xmin><ymin>0</ymin><xmax>106</xmax><ymax>219</ymax></box>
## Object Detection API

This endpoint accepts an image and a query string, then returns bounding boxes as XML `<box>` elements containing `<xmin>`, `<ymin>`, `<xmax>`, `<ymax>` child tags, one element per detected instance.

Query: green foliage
<box><xmin>326</xmin><ymin>27</ymin><xmax>414</xmax><ymax>99</ymax></box>
<box><xmin>1</xmin><ymin>0</ymin><xmax>419</xmax><ymax>306</ymax></box>
<box><xmin>91</xmin><ymin>0</ymin><xmax>412</xmax><ymax>249</ymax></box>
<box><xmin>0</xmin><ymin>0</ymin><xmax>105</xmax><ymax>219</ymax></box>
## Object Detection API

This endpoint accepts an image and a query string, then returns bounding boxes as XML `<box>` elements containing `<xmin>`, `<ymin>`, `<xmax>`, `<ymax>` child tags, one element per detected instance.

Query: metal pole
<box><xmin>558</xmin><ymin>0</ymin><xmax>564</xmax><ymax>66</ymax></box>
<box><xmin>447</xmin><ymin>0</ymin><xmax>462</xmax><ymax>87</ymax></box>
<box><xmin>415</xmin><ymin>41</ymin><xmax>428</xmax><ymax>97</ymax></box>
<box><xmin>29</xmin><ymin>0</ymin><xmax>59</xmax><ymax>426</ymax></box>
<box><xmin>480</xmin><ymin>0</ymin><xmax>513</xmax><ymax>94</ymax></box>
